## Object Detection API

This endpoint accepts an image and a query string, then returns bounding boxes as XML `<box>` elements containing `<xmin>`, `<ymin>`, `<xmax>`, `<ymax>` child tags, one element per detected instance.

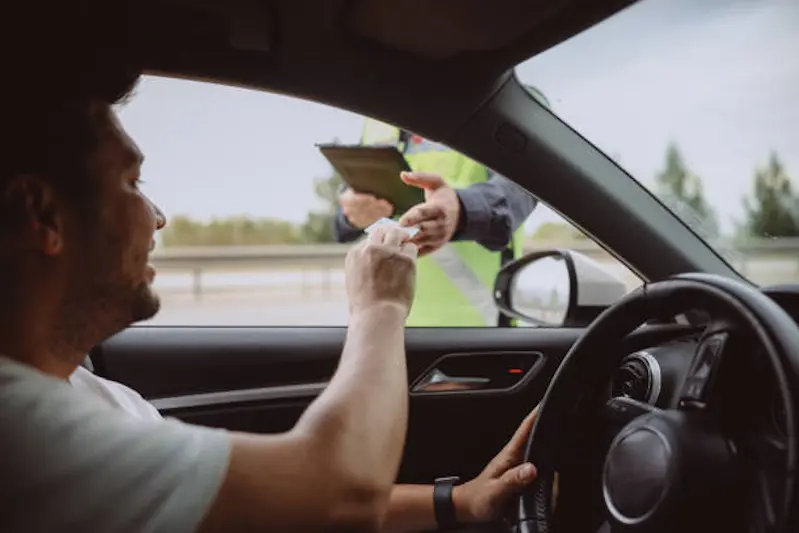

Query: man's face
<box><xmin>61</xmin><ymin>103</ymin><xmax>166</xmax><ymax>330</ymax></box>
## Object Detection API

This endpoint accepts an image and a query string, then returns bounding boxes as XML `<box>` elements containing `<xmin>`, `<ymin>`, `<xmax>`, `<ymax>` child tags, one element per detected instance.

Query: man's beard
<box><xmin>57</xmin><ymin>239</ymin><xmax>161</xmax><ymax>353</ymax></box>
<box><xmin>129</xmin><ymin>279</ymin><xmax>161</xmax><ymax>323</ymax></box>
<box><xmin>57</xmin><ymin>274</ymin><xmax>160</xmax><ymax>352</ymax></box>
<box><xmin>86</xmin><ymin>273</ymin><xmax>161</xmax><ymax>328</ymax></box>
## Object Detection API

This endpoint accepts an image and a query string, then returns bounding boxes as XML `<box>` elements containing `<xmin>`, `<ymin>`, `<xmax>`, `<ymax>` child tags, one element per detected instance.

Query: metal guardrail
<box><xmin>149</xmin><ymin>238</ymin><xmax>799</xmax><ymax>299</ymax></box>
<box><xmin>151</xmin><ymin>244</ymin><xmax>353</xmax><ymax>271</ymax></box>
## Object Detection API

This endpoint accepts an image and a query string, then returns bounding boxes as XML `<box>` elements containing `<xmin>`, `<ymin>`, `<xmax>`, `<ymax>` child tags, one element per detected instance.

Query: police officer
<box><xmin>334</xmin><ymin>86</ymin><xmax>551</xmax><ymax>327</ymax></box>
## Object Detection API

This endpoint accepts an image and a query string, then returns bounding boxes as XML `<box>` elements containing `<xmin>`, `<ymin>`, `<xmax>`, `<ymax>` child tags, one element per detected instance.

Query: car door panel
<box><xmin>92</xmin><ymin>324</ymin><xmax>695</xmax><ymax>483</ymax></box>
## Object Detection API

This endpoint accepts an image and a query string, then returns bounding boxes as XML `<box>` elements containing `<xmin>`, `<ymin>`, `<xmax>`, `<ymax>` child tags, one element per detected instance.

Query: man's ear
<box><xmin>1</xmin><ymin>174</ymin><xmax>66</xmax><ymax>256</ymax></box>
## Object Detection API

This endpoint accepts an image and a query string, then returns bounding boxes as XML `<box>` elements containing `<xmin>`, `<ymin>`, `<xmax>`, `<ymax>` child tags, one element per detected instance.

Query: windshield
<box><xmin>516</xmin><ymin>0</ymin><xmax>799</xmax><ymax>286</ymax></box>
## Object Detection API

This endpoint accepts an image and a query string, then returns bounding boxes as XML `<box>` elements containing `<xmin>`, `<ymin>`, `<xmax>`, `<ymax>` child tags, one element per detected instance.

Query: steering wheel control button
<box><xmin>680</xmin><ymin>333</ymin><xmax>727</xmax><ymax>404</ymax></box>
<box><xmin>605</xmin><ymin>396</ymin><xmax>657</xmax><ymax>425</ymax></box>
<box><xmin>604</xmin><ymin>427</ymin><xmax>671</xmax><ymax>523</ymax></box>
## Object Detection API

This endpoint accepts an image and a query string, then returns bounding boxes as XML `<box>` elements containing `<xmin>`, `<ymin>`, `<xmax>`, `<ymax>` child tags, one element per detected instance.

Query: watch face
<box><xmin>435</xmin><ymin>476</ymin><xmax>461</xmax><ymax>484</ymax></box>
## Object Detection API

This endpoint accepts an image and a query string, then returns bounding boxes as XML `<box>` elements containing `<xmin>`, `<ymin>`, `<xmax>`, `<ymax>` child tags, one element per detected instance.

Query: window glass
<box><xmin>120</xmin><ymin>75</ymin><xmax>638</xmax><ymax>327</ymax></box>
<box><xmin>516</xmin><ymin>0</ymin><xmax>799</xmax><ymax>286</ymax></box>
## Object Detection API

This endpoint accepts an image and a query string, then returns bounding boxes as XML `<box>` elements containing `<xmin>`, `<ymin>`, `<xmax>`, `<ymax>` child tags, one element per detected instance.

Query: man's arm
<box><xmin>452</xmin><ymin>173</ymin><xmax>539</xmax><ymax>251</ymax></box>
<box><xmin>381</xmin><ymin>486</ymin><xmax>436</xmax><ymax>533</ymax></box>
<box><xmin>380</xmin><ymin>410</ymin><xmax>540</xmax><ymax>533</ymax></box>
<box><xmin>380</xmin><ymin>485</ymin><xmax>477</xmax><ymax>533</ymax></box>
<box><xmin>201</xmin><ymin>304</ymin><xmax>409</xmax><ymax>532</ymax></box>
<box><xmin>199</xmin><ymin>228</ymin><xmax>417</xmax><ymax>533</ymax></box>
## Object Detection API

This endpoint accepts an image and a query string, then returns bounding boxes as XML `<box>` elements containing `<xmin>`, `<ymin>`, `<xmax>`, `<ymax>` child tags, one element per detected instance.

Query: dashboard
<box><xmin>608</xmin><ymin>284</ymin><xmax>799</xmax><ymax>440</ymax></box>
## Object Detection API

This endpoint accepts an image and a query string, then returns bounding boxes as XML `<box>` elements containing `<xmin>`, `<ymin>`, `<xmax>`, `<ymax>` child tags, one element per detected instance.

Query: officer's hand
<box><xmin>451</xmin><ymin>407</ymin><xmax>553</xmax><ymax>525</ymax></box>
<box><xmin>339</xmin><ymin>189</ymin><xmax>394</xmax><ymax>229</ymax></box>
<box><xmin>345</xmin><ymin>225</ymin><xmax>418</xmax><ymax>317</ymax></box>
<box><xmin>397</xmin><ymin>172</ymin><xmax>461</xmax><ymax>257</ymax></box>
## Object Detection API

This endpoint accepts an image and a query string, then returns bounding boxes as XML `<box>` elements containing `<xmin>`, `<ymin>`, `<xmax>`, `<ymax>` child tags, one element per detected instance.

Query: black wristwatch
<box><xmin>433</xmin><ymin>476</ymin><xmax>461</xmax><ymax>530</ymax></box>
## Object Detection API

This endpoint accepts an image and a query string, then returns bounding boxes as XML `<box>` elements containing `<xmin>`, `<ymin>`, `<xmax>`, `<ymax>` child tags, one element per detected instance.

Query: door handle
<box><xmin>410</xmin><ymin>351</ymin><xmax>543</xmax><ymax>395</ymax></box>
<box><xmin>411</xmin><ymin>368</ymin><xmax>491</xmax><ymax>392</ymax></box>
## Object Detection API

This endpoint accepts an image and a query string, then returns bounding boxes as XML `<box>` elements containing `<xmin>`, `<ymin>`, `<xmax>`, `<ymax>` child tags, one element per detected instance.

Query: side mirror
<box><xmin>494</xmin><ymin>249</ymin><xmax>629</xmax><ymax>327</ymax></box>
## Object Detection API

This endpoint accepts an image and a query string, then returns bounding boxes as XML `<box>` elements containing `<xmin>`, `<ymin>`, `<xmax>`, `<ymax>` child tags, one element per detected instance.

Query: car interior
<box><xmin>79</xmin><ymin>1</ymin><xmax>797</xmax><ymax>532</ymax></box>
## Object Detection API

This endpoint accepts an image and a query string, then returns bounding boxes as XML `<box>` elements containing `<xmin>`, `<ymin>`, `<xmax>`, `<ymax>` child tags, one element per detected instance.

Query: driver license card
<box><xmin>364</xmin><ymin>217</ymin><xmax>420</xmax><ymax>239</ymax></box>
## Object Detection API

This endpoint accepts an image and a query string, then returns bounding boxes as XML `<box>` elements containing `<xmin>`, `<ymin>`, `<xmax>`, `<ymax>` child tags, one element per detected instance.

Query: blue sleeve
<box><xmin>451</xmin><ymin>172</ymin><xmax>538</xmax><ymax>251</ymax></box>
<box><xmin>331</xmin><ymin>184</ymin><xmax>364</xmax><ymax>243</ymax></box>
<box><xmin>333</xmin><ymin>205</ymin><xmax>365</xmax><ymax>243</ymax></box>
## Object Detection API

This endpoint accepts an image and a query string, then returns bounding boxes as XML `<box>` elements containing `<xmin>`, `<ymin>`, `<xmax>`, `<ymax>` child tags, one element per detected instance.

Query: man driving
<box><xmin>0</xmin><ymin>3</ymin><xmax>540</xmax><ymax>532</ymax></box>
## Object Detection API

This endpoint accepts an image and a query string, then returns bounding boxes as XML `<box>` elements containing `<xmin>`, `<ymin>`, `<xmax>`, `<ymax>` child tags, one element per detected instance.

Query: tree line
<box><xmin>653</xmin><ymin>142</ymin><xmax>799</xmax><ymax>240</ymax></box>
<box><xmin>160</xmin><ymin>143</ymin><xmax>798</xmax><ymax>247</ymax></box>
<box><xmin>161</xmin><ymin>172</ymin><xmax>344</xmax><ymax>247</ymax></box>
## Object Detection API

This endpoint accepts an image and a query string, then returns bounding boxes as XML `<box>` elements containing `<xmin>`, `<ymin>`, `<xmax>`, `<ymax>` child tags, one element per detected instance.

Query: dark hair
<box><xmin>2</xmin><ymin>1</ymin><xmax>143</xmax><ymax>202</ymax></box>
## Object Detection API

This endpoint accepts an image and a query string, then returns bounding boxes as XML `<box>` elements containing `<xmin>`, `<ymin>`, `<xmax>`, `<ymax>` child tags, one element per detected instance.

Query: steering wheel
<box><xmin>517</xmin><ymin>273</ymin><xmax>798</xmax><ymax>533</ymax></box>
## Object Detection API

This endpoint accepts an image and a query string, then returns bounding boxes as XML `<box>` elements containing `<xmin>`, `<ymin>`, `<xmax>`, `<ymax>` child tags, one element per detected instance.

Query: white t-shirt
<box><xmin>69</xmin><ymin>365</ymin><xmax>162</xmax><ymax>421</ymax></box>
<box><xmin>0</xmin><ymin>356</ymin><xmax>230</xmax><ymax>533</ymax></box>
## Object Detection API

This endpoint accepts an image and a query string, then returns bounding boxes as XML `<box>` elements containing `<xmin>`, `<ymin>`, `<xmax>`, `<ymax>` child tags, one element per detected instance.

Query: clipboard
<box><xmin>317</xmin><ymin>144</ymin><xmax>424</xmax><ymax>214</ymax></box>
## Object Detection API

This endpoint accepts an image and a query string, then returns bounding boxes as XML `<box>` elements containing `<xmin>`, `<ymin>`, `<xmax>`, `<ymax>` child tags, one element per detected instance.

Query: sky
<box><xmin>117</xmin><ymin>0</ymin><xmax>799</xmax><ymax>239</ymax></box>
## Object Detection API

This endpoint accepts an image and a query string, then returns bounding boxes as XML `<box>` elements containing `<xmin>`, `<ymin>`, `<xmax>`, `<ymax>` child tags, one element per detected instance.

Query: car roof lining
<box><xmin>140</xmin><ymin>0</ymin><xmax>636</xmax><ymax>80</ymax></box>
<box><xmin>341</xmin><ymin>0</ymin><xmax>568</xmax><ymax>60</ymax></box>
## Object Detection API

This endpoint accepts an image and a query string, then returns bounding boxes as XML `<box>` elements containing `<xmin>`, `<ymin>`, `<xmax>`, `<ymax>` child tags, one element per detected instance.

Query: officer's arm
<box><xmin>332</xmin><ymin>185</ymin><xmax>366</xmax><ymax>243</ymax></box>
<box><xmin>334</xmin><ymin>204</ymin><xmax>366</xmax><ymax>243</ymax></box>
<box><xmin>451</xmin><ymin>173</ymin><xmax>538</xmax><ymax>251</ymax></box>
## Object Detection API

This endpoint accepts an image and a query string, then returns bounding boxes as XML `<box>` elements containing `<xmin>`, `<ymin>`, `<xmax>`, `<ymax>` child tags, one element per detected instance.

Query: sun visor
<box><xmin>342</xmin><ymin>0</ymin><xmax>566</xmax><ymax>60</ymax></box>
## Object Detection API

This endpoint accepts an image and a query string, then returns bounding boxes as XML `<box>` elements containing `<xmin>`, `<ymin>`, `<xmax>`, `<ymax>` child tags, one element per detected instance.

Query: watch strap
<box><xmin>433</xmin><ymin>476</ymin><xmax>460</xmax><ymax>530</ymax></box>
